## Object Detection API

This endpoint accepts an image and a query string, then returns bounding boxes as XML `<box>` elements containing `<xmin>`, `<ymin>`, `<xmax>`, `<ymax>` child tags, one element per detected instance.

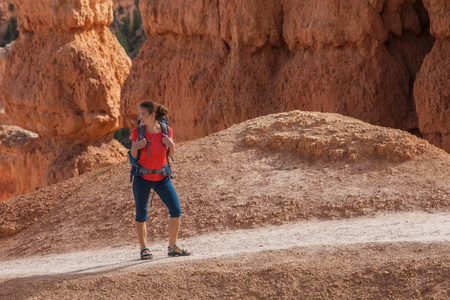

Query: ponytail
<box><xmin>155</xmin><ymin>104</ymin><xmax>168</xmax><ymax>120</ymax></box>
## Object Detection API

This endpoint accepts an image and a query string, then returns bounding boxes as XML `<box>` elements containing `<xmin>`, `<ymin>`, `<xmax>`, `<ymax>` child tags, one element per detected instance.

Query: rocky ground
<box><xmin>0</xmin><ymin>111</ymin><xmax>449</xmax><ymax>299</ymax></box>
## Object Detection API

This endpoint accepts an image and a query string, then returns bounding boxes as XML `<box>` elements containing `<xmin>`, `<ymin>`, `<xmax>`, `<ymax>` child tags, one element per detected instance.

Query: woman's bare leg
<box><xmin>135</xmin><ymin>221</ymin><xmax>148</xmax><ymax>250</ymax></box>
<box><xmin>168</xmin><ymin>217</ymin><xmax>180</xmax><ymax>247</ymax></box>
<box><xmin>168</xmin><ymin>217</ymin><xmax>190</xmax><ymax>254</ymax></box>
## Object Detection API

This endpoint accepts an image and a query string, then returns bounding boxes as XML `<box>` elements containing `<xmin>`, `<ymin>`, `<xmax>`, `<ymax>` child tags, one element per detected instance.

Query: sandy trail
<box><xmin>1</xmin><ymin>211</ymin><xmax>449</xmax><ymax>280</ymax></box>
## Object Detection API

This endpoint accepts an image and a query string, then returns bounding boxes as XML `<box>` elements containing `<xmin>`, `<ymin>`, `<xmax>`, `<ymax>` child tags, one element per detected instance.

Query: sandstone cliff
<box><xmin>121</xmin><ymin>0</ymin><xmax>444</xmax><ymax>151</ymax></box>
<box><xmin>0</xmin><ymin>1</ymin><xmax>15</xmax><ymax>41</ymax></box>
<box><xmin>0</xmin><ymin>42</ymin><xmax>23</xmax><ymax>201</ymax></box>
<box><xmin>0</xmin><ymin>125</ymin><xmax>38</xmax><ymax>201</ymax></box>
<box><xmin>414</xmin><ymin>0</ymin><xmax>450</xmax><ymax>152</ymax></box>
<box><xmin>0</xmin><ymin>43</ymin><xmax>9</xmax><ymax>121</ymax></box>
<box><xmin>1</xmin><ymin>0</ymin><xmax>131</xmax><ymax>199</ymax></box>
<box><xmin>2</xmin><ymin>0</ymin><xmax>449</xmax><ymax>201</ymax></box>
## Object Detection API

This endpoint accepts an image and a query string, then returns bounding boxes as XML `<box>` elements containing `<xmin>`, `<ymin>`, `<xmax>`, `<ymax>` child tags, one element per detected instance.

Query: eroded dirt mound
<box><xmin>0</xmin><ymin>177</ymin><xmax>84</xmax><ymax>237</ymax></box>
<box><xmin>243</xmin><ymin>111</ymin><xmax>429</xmax><ymax>161</ymax></box>
<box><xmin>0</xmin><ymin>111</ymin><xmax>448</xmax><ymax>259</ymax></box>
<box><xmin>0</xmin><ymin>139</ymin><xmax>128</xmax><ymax>235</ymax></box>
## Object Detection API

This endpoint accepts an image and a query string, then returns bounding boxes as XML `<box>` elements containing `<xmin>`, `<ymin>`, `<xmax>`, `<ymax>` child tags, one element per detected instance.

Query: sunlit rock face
<box><xmin>1</xmin><ymin>0</ymin><xmax>131</xmax><ymax>198</ymax></box>
<box><xmin>122</xmin><ymin>0</ymin><xmax>436</xmax><ymax>145</ymax></box>
<box><xmin>5</xmin><ymin>0</ymin><xmax>130</xmax><ymax>141</ymax></box>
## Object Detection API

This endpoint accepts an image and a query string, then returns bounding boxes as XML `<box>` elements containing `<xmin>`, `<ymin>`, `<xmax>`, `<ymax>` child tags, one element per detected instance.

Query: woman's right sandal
<box><xmin>140</xmin><ymin>247</ymin><xmax>153</xmax><ymax>260</ymax></box>
<box><xmin>168</xmin><ymin>244</ymin><xmax>191</xmax><ymax>257</ymax></box>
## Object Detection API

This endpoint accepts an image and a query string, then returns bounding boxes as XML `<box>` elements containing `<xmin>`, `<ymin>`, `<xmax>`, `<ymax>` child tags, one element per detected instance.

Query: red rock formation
<box><xmin>0</xmin><ymin>0</ymin><xmax>8</xmax><ymax>18</ymax></box>
<box><xmin>112</xmin><ymin>0</ymin><xmax>137</xmax><ymax>14</ymax></box>
<box><xmin>1</xmin><ymin>0</ymin><xmax>131</xmax><ymax>198</ymax></box>
<box><xmin>0</xmin><ymin>43</ymin><xmax>19</xmax><ymax>202</ymax></box>
<box><xmin>0</xmin><ymin>125</ymin><xmax>38</xmax><ymax>201</ymax></box>
<box><xmin>122</xmin><ymin>0</ymin><xmax>436</xmax><ymax>145</ymax></box>
<box><xmin>121</xmin><ymin>0</ymin><xmax>227</xmax><ymax>140</ymax></box>
<box><xmin>423</xmin><ymin>0</ymin><xmax>450</xmax><ymax>40</ymax></box>
<box><xmin>12</xmin><ymin>138</ymin><xmax>128</xmax><ymax>196</ymax></box>
<box><xmin>0</xmin><ymin>1</ymin><xmax>15</xmax><ymax>41</ymax></box>
<box><xmin>5</xmin><ymin>0</ymin><xmax>130</xmax><ymax>141</ymax></box>
<box><xmin>0</xmin><ymin>44</ymin><xmax>8</xmax><ymax>121</ymax></box>
<box><xmin>414</xmin><ymin>0</ymin><xmax>450</xmax><ymax>152</ymax></box>
<box><xmin>2</xmin><ymin>0</ymin><xmax>447</xmax><ymax>200</ymax></box>
<box><xmin>5</xmin><ymin>30</ymin><xmax>128</xmax><ymax>142</ymax></box>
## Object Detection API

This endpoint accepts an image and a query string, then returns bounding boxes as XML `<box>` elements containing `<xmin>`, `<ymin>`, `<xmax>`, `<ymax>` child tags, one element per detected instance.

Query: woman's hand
<box><xmin>162</xmin><ymin>134</ymin><xmax>175</xmax><ymax>148</ymax></box>
<box><xmin>132</xmin><ymin>139</ymin><xmax>149</xmax><ymax>151</ymax></box>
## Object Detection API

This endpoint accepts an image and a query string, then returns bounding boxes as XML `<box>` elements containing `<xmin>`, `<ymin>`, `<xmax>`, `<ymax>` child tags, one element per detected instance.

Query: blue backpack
<box><xmin>128</xmin><ymin>117</ymin><xmax>174</xmax><ymax>182</ymax></box>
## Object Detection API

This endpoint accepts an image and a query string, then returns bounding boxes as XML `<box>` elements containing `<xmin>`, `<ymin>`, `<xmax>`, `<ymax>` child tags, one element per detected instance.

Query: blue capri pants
<box><xmin>132</xmin><ymin>175</ymin><xmax>181</xmax><ymax>222</ymax></box>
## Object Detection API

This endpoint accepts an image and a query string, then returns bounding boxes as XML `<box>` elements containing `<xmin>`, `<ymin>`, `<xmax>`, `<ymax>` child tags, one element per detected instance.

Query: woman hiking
<box><xmin>130</xmin><ymin>101</ymin><xmax>191</xmax><ymax>260</ymax></box>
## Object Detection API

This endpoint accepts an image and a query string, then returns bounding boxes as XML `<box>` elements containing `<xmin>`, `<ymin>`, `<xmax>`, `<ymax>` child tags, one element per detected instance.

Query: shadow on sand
<box><xmin>0</xmin><ymin>256</ymin><xmax>170</xmax><ymax>300</ymax></box>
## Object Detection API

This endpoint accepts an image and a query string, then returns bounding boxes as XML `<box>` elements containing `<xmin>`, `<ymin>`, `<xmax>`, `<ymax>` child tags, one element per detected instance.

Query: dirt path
<box><xmin>1</xmin><ymin>211</ymin><xmax>449</xmax><ymax>280</ymax></box>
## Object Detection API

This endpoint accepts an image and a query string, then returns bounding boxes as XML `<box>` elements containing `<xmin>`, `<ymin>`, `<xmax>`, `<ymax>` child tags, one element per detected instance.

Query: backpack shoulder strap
<box><xmin>138</xmin><ymin>123</ymin><xmax>146</xmax><ymax>137</ymax></box>
<box><xmin>137</xmin><ymin>120</ymin><xmax>147</xmax><ymax>159</ymax></box>
<box><xmin>158</xmin><ymin>117</ymin><xmax>169</xmax><ymax>136</ymax></box>
<box><xmin>158</xmin><ymin>117</ymin><xmax>174</xmax><ymax>177</ymax></box>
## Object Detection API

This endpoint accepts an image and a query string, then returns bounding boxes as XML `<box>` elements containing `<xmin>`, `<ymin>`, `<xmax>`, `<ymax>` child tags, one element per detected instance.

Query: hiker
<box><xmin>130</xmin><ymin>100</ymin><xmax>191</xmax><ymax>260</ymax></box>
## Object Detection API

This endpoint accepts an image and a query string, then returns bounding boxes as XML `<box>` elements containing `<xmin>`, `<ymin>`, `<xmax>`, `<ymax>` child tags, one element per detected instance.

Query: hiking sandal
<box><xmin>168</xmin><ymin>244</ymin><xmax>191</xmax><ymax>257</ymax></box>
<box><xmin>140</xmin><ymin>247</ymin><xmax>153</xmax><ymax>260</ymax></box>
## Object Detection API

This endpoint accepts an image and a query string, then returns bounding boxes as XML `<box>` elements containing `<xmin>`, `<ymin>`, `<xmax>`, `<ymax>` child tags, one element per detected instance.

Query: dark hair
<box><xmin>140</xmin><ymin>101</ymin><xmax>168</xmax><ymax>120</ymax></box>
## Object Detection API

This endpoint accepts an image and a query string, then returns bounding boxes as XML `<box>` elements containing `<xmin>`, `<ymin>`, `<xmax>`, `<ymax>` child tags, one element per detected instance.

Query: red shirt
<box><xmin>131</xmin><ymin>125</ymin><xmax>173</xmax><ymax>181</ymax></box>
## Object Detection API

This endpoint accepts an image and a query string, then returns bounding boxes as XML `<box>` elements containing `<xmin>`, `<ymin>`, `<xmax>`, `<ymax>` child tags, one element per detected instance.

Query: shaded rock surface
<box><xmin>414</xmin><ymin>0</ymin><xmax>450</xmax><ymax>152</ymax></box>
<box><xmin>0</xmin><ymin>1</ymin><xmax>15</xmax><ymax>41</ymax></box>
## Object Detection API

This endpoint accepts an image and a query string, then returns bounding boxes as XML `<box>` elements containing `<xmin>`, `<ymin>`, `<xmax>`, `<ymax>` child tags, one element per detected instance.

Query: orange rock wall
<box><xmin>4</xmin><ymin>29</ymin><xmax>128</xmax><ymax>142</ymax></box>
<box><xmin>14</xmin><ymin>0</ymin><xmax>113</xmax><ymax>33</ymax></box>
<box><xmin>414</xmin><ymin>0</ymin><xmax>450</xmax><ymax>152</ymax></box>
<box><xmin>1</xmin><ymin>0</ymin><xmax>131</xmax><ymax>199</ymax></box>
<box><xmin>0</xmin><ymin>125</ymin><xmax>37</xmax><ymax>201</ymax></box>
<box><xmin>0</xmin><ymin>44</ymin><xmax>7</xmax><ymax>119</ymax></box>
<box><xmin>2</xmin><ymin>0</ymin><xmax>449</xmax><ymax>200</ymax></box>
<box><xmin>0</xmin><ymin>44</ymin><xmax>15</xmax><ymax>202</ymax></box>
<box><xmin>121</xmin><ymin>0</ymin><xmax>226</xmax><ymax>138</ymax></box>
<box><xmin>121</xmin><ymin>0</ymin><xmax>443</xmax><ymax>148</ymax></box>
<box><xmin>12</xmin><ymin>138</ymin><xmax>128</xmax><ymax>196</ymax></box>
<box><xmin>0</xmin><ymin>1</ymin><xmax>15</xmax><ymax>40</ymax></box>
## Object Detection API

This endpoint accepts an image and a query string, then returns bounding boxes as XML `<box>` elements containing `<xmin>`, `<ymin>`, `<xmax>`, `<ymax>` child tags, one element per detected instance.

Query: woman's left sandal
<box><xmin>168</xmin><ymin>244</ymin><xmax>191</xmax><ymax>257</ymax></box>
<box><xmin>140</xmin><ymin>247</ymin><xmax>153</xmax><ymax>260</ymax></box>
